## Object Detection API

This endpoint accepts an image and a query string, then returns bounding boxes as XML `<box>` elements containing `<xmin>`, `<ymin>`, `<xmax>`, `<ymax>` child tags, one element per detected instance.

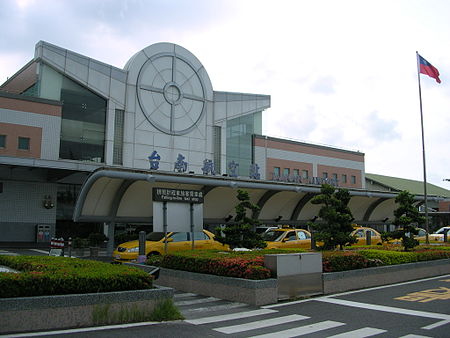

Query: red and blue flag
<box><xmin>418</xmin><ymin>54</ymin><xmax>441</xmax><ymax>83</ymax></box>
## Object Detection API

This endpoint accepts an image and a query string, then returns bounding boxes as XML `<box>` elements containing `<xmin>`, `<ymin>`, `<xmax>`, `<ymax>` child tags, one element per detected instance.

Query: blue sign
<box><xmin>228</xmin><ymin>161</ymin><xmax>239</xmax><ymax>177</ymax></box>
<box><xmin>202</xmin><ymin>159</ymin><xmax>216</xmax><ymax>175</ymax></box>
<box><xmin>249</xmin><ymin>163</ymin><xmax>261</xmax><ymax>180</ymax></box>
<box><xmin>148</xmin><ymin>150</ymin><xmax>161</xmax><ymax>170</ymax></box>
<box><xmin>174</xmin><ymin>153</ymin><xmax>188</xmax><ymax>173</ymax></box>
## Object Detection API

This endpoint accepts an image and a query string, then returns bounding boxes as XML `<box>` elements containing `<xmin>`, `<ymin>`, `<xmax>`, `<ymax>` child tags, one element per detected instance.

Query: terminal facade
<box><xmin>0</xmin><ymin>41</ymin><xmax>448</xmax><ymax>243</ymax></box>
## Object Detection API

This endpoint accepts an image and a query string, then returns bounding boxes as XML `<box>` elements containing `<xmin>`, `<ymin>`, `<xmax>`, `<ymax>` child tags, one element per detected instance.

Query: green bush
<box><xmin>0</xmin><ymin>256</ymin><xmax>153</xmax><ymax>298</ymax></box>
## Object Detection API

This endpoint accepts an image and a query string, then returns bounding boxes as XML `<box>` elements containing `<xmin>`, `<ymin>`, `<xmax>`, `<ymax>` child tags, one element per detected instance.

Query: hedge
<box><xmin>148</xmin><ymin>247</ymin><xmax>450</xmax><ymax>278</ymax></box>
<box><xmin>0</xmin><ymin>256</ymin><xmax>153</xmax><ymax>298</ymax></box>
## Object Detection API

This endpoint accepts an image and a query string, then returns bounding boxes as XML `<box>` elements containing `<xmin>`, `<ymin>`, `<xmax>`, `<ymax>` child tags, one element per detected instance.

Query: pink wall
<box><xmin>0</xmin><ymin>122</ymin><xmax>42</xmax><ymax>159</ymax></box>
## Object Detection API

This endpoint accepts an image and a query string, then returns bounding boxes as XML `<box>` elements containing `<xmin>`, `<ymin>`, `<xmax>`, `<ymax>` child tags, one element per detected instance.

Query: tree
<box><xmin>308</xmin><ymin>184</ymin><xmax>357</xmax><ymax>250</ymax></box>
<box><xmin>390</xmin><ymin>190</ymin><xmax>425</xmax><ymax>251</ymax></box>
<box><xmin>215</xmin><ymin>189</ymin><xmax>267</xmax><ymax>249</ymax></box>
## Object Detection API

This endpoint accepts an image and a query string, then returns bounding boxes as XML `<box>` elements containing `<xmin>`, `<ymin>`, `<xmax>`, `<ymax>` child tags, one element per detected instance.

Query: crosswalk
<box><xmin>174</xmin><ymin>291</ymin><xmax>432</xmax><ymax>338</ymax></box>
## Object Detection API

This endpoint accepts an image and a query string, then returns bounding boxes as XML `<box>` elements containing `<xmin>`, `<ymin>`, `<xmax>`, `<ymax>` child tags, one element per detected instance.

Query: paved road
<box><xmin>2</xmin><ymin>248</ymin><xmax>450</xmax><ymax>337</ymax></box>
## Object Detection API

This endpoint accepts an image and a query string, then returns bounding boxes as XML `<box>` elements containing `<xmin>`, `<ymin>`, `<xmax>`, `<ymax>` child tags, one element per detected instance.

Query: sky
<box><xmin>1</xmin><ymin>0</ymin><xmax>449</xmax><ymax>189</ymax></box>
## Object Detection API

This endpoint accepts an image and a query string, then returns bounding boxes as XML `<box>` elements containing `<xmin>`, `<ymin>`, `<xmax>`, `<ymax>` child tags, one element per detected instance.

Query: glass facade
<box><xmin>37</xmin><ymin>64</ymin><xmax>106</xmax><ymax>162</ymax></box>
<box><xmin>113</xmin><ymin>109</ymin><xmax>124</xmax><ymax>165</ymax></box>
<box><xmin>226</xmin><ymin>112</ymin><xmax>262</xmax><ymax>176</ymax></box>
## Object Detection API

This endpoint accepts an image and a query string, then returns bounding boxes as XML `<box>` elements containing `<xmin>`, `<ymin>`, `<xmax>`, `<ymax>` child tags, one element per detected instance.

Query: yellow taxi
<box><xmin>350</xmin><ymin>226</ymin><xmax>382</xmax><ymax>245</ymax></box>
<box><xmin>113</xmin><ymin>230</ymin><xmax>227</xmax><ymax>262</ymax></box>
<box><xmin>262</xmin><ymin>227</ymin><xmax>312</xmax><ymax>249</ymax></box>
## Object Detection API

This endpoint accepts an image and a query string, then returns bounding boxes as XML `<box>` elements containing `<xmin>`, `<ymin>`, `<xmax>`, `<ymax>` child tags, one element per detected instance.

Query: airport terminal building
<box><xmin>1</xmin><ymin>41</ymin><xmax>448</xmax><ymax>243</ymax></box>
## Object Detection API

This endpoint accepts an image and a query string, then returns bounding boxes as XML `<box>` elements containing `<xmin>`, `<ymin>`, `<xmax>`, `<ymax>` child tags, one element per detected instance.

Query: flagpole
<box><xmin>416</xmin><ymin>51</ymin><xmax>430</xmax><ymax>241</ymax></box>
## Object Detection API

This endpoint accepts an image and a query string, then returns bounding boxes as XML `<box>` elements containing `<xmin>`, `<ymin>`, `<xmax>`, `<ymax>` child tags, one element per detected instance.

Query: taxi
<box><xmin>262</xmin><ymin>227</ymin><xmax>312</xmax><ymax>249</ymax></box>
<box><xmin>350</xmin><ymin>226</ymin><xmax>382</xmax><ymax>245</ymax></box>
<box><xmin>113</xmin><ymin>230</ymin><xmax>227</xmax><ymax>262</ymax></box>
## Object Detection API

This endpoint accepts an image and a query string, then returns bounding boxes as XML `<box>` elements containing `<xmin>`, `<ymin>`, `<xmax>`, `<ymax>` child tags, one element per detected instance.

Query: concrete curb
<box><xmin>156</xmin><ymin>267</ymin><xmax>278</xmax><ymax>306</ymax></box>
<box><xmin>323</xmin><ymin>258</ymin><xmax>450</xmax><ymax>294</ymax></box>
<box><xmin>0</xmin><ymin>286</ymin><xmax>174</xmax><ymax>334</ymax></box>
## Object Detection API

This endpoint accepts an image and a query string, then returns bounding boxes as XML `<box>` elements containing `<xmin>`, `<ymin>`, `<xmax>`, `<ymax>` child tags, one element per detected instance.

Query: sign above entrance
<box><xmin>152</xmin><ymin>188</ymin><xmax>204</xmax><ymax>203</ymax></box>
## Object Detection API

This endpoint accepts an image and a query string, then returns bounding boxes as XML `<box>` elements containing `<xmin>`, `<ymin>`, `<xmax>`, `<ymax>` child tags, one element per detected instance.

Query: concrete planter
<box><xmin>0</xmin><ymin>286</ymin><xmax>173</xmax><ymax>334</ymax></box>
<box><xmin>323</xmin><ymin>258</ymin><xmax>450</xmax><ymax>294</ymax></box>
<box><xmin>156</xmin><ymin>267</ymin><xmax>278</xmax><ymax>306</ymax></box>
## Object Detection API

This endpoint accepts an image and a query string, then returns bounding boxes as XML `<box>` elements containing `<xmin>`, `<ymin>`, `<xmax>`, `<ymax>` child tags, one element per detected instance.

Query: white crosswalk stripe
<box><xmin>327</xmin><ymin>327</ymin><xmax>387</xmax><ymax>337</ymax></box>
<box><xmin>185</xmin><ymin>308</ymin><xmax>278</xmax><ymax>325</ymax></box>
<box><xmin>175</xmin><ymin>296</ymin><xmax>221</xmax><ymax>306</ymax></box>
<box><xmin>214</xmin><ymin>314</ymin><xmax>309</xmax><ymax>334</ymax></box>
<box><xmin>248</xmin><ymin>320</ymin><xmax>346</xmax><ymax>337</ymax></box>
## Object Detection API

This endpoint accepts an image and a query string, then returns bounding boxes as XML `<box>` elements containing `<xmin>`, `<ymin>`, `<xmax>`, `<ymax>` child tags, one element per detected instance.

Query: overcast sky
<box><xmin>1</xmin><ymin>0</ymin><xmax>449</xmax><ymax>189</ymax></box>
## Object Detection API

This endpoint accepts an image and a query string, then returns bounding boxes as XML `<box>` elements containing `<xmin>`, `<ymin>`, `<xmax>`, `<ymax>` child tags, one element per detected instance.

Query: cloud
<box><xmin>309</xmin><ymin>76</ymin><xmax>336</xmax><ymax>95</ymax></box>
<box><xmin>365</xmin><ymin>111</ymin><xmax>401</xmax><ymax>144</ymax></box>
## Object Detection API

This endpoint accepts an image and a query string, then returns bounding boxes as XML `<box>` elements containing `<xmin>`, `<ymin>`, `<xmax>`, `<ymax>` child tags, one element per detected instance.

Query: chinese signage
<box><xmin>271</xmin><ymin>174</ymin><xmax>339</xmax><ymax>187</ymax></box>
<box><xmin>152</xmin><ymin>188</ymin><xmax>204</xmax><ymax>203</ymax></box>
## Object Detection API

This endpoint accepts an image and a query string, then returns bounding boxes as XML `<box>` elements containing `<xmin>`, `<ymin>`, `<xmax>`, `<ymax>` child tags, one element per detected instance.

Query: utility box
<box><xmin>264</xmin><ymin>252</ymin><xmax>323</xmax><ymax>300</ymax></box>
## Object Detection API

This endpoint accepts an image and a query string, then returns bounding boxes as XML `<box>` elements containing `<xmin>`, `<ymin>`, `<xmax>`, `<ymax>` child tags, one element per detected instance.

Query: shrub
<box><xmin>0</xmin><ymin>256</ymin><xmax>153</xmax><ymax>298</ymax></box>
<box><xmin>322</xmin><ymin>251</ymin><xmax>371</xmax><ymax>272</ymax></box>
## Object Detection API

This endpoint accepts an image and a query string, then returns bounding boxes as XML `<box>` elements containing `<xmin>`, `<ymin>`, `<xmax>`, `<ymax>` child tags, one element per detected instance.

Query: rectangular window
<box><xmin>351</xmin><ymin>175</ymin><xmax>356</xmax><ymax>184</ymax></box>
<box><xmin>302</xmin><ymin>169</ymin><xmax>309</xmax><ymax>179</ymax></box>
<box><xmin>0</xmin><ymin>135</ymin><xmax>5</xmax><ymax>148</ymax></box>
<box><xmin>342</xmin><ymin>174</ymin><xmax>347</xmax><ymax>183</ymax></box>
<box><xmin>18</xmin><ymin>137</ymin><xmax>30</xmax><ymax>150</ymax></box>
<box><xmin>323</xmin><ymin>172</ymin><xmax>328</xmax><ymax>179</ymax></box>
<box><xmin>332</xmin><ymin>173</ymin><xmax>338</xmax><ymax>181</ymax></box>
<box><xmin>273</xmin><ymin>167</ymin><xmax>280</xmax><ymax>176</ymax></box>
<box><xmin>113</xmin><ymin>109</ymin><xmax>124</xmax><ymax>165</ymax></box>
<box><xmin>293</xmin><ymin>169</ymin><xmax>299</xmax><ymax>177</ymax></box>
<box><xmin>283</xmin><ymin>168</ymin><xmax>290</xmax><ymax>176</ymax></box>
<box><xmin>213</xmin><ymin>126</ymin><xmax>221</xmax><ymax>174</ymax></box>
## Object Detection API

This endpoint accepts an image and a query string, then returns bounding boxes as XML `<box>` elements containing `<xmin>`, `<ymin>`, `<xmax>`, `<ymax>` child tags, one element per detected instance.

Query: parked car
<box><xmin>255</xmin><ymin>226</ymin><xmax>278</xmax><ymax>234</ymax></box>
<box><xmin>350</xmin><ymin>227</ymin><xmax>382</xmax><ymax>245</ymax></box>
<box><xmin>387</xmin><ymin>227</ymin><xmax>428</xmax><ymax>244</ymax></box>
<box><xmin>262</xmin><ymin>227</ymin><xmax>312</xmax><ymax>249</ymax></box>
<box><xmin>113</xmin><ymin>230</ymin><xmax>228</xmax><ymax>262</ymax></box>
<box><xmin>429</xmin><ymin>226</ymin><xmax>450</xmax><ymax>242</ymax></box>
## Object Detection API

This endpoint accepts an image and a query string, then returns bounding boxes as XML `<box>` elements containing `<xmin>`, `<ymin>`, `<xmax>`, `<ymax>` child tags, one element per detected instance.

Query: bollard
<box><xmin>68</xmin><ymin>237</ymin><xmax>72</xmax><ymax>258</ymax></box>
<box><xmin>137</xmin><ymin>231</ymin><xmax>146</xmax><ymax>263</ymax></box>
<box><xmin>366</xmin><ymin>231</ymin><xmax>372</xmax><ymax>245</ymax></box>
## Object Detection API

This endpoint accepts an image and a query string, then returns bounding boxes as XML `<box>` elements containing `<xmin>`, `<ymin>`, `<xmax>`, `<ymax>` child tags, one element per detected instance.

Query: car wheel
<box><xmin>146</xmin><ymin>251</ymin><xmax>160</xmax><ymax>258</ymax></box>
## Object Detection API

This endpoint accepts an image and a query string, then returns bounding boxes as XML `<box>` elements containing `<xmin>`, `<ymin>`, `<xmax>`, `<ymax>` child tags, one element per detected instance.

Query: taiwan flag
<box><xmin>418</xmin><ymin>54</ymin><xmax>441</xmax><ymax>83</ymax></box>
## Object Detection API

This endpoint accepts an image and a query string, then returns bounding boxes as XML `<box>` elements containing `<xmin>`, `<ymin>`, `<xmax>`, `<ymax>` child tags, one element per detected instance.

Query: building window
<box><xmin>332</xmin><ymin>173</ymin><xmax>338</xmax><ymax>181</ymax></box>
<box><xmin>283</xmin><ymin>168</ymin><xmax>290</xmax><ymax>176</ymax></box>
<box><xmin>0</xmin><ymin>135</ymin><xmax>5</xmax><ymax>148</ymax></box>
<box><xmin>213</xmin><ymin>126</ymin><xmax>221</xmax><ymax>174</ymax></box>
<box><xmin>113</xmin><ymin>109</ymin><xmax>124</xmax><ymax>165</ymax></box>
<box><xmin>302</xmin><ymin>169</ymin><xmax>309</xmax><ymax>179</ymax></box>
<box><xmin>351</xmin><ymin>175</ymin><xmax>356</xmax><ymax>184</ymax></box>
<box><xmin>293</xmin><ymin>169</ymin><xmax>299</xmax><ymax>177</ymax></box>
<box><xmin>274</xmin><ymin>167</ymin><xmax>280</xmax><ymax>177</ymax></box>
<box><xmin>18</xmin><ymin>137</ymin><xmax>30</xmax><ymax>150</ymax></box>
<box><xmin>323</xmin><ymin>172</ymin><xmax>328</xmax><ymax>179</ymax></box>
<box><xmin>342</xmin><ymin>174</ymin><xmax>347</xmax><ymax>183</ymax></box>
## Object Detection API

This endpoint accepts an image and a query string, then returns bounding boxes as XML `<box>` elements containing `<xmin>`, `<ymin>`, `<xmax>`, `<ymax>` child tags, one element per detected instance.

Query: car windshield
<box><xmin>262</xmin><ymin>230</ymin><xmax>285</xmax><ymax>242</ymax></box>
<box><xmin>435</xmin><ymin>228</ymin><xmax>450</xmax><ymax>234</ymax></box>
<box><xmin>146</xmin><ymin>232</ymin><xmax>167</xmax><ymax>241</ymax></box>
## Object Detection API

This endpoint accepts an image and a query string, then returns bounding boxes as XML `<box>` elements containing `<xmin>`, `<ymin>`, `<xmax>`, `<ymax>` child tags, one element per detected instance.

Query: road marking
<box><xmin>175</xmin><ymin>296</ymin><xmax>221</xmax><ymax>306</ymax></box>
<box><xmin>395</xmin><ymin>287</ymin><xmax>450</xmax><ymax>303</ymax></box>
<box><xmin>3</xmin><ymin>321</ymin><xmax>160</xmax><ymax>337</ymax></box>
<box><xmin>214</xmin><ymin>314</ymin><xmax>309</xmax><ymax>334</ymax></box>
<box><xmin>317</xmin><ymin>297</ymin><xmax>450</xmax><ymax>321</ymax></box>
<box><xmin>29</xmin><ymin>249</ymin><xmax>49</xmax><ymax>254</ymax></box>
<box><xmin>263</xmin><ymin>274</ymin><xmax>450</xmax><ymax>309</ymax></box>
<box><xmin>174</xmin><ymin>292</ymin><xmax>198</xmax><ymax>298</ymax></box>
<box><xmin>421</xmin><ymin>319</ymin><xmax>450</xmax><ymax>330</ymax></box>
<box><xmin>182</xmin><ymin>302</ymin><xmax>248</xmax><ymax>314</ymax></box>
<box><xmin>185</xmin><ymin>308</ymin><xmax>278</xmax><ymax>325</ymax></box>
<box><xmin>398</xmin><ymin>335</ymin><xmax>433</xmax><ymax>338</ymax></box>
<box><xmin>327</xmin><ymin>327</ymin><xmax>387</xmax><ymax>337</ymax></box>
<box><xmin>248</xmin><ymin>320</ymin><xmax>345</xmax><ymax>337</ymax></box>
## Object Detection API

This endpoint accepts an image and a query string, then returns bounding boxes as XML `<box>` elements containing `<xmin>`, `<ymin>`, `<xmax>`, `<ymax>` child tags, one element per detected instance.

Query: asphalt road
<box><xmin>2</xmin><ymin>248</ymin><xmax>449</xmax><ymax>337</ymax></box>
